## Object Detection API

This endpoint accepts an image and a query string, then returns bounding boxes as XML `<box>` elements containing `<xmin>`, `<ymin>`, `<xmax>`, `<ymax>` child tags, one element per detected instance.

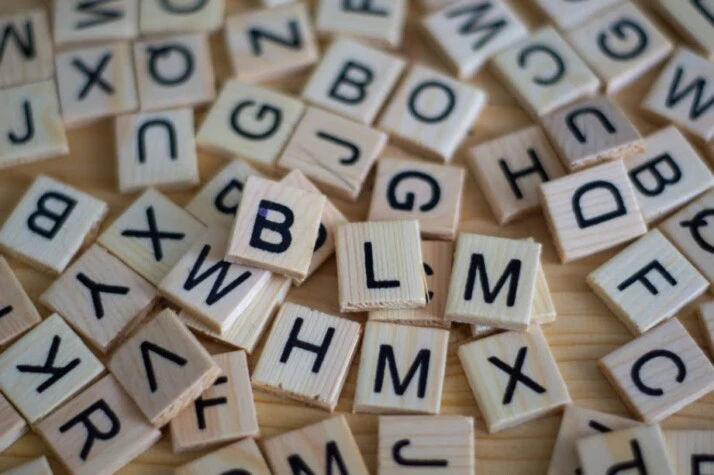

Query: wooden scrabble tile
<box><xmin>252</xmin><ymin>303</ymin><xmax>361</xmax><ymax>411</ymax></box>
<box><xmin>468</xmin><ymin>125</ymin><xmax>566</xmax><ymax>225</ymax></box>
<box><xmin>0</xmin><ymin>175</ymin><xmax>107</xmax><ymax>275</ymax></box>
<box><xmin>40</xmin><ymin>245</ymin><xmax>156</xmax><ymax>353</ymax></box>
<box><xmin>0</xmin><ymin>393</ymin><xmax>27</xmax><ymax>453</ymax></box>
<box><xmin>98</xmin><ymin>188</ymin><xmax>205</xmax><ymax>285</ymax></box>
<box><xmin>422</xmin><ymin>0</ymin><xmax>528</xmax><ymax>79</ymax></box>
<box><xmin>378</xmin><ymin>64</ymin><xmax>486</xmax><ymax>163</ymax></box>
<box><xmin>540</xmin><ymin>160</ymin><xmax>647</xmax><ymax>263</ymax></box>
<box><xmin>261</xmin><ymin>0</ymin><xmax>295</xmax><ymax>6</ymax></box>
<box><xmin>336</xmin><ymin>220</ymin><xmax>426</xmax><ymax>312</ymax></box>
<box><xmin>577</xmin><ymin>425</ymin><xmax>673</xmax><ymax>475</ymax></box>
<box><xmin>263</xmin><ymin>415</ymin><xmax>369</xmax><ymax>475</ymax></box>
<box><xmin>458</xmin><ymin>327</ymin><xmax>570</xmax><ymax>433</ymax></box>
<box><xmin>700</xmin><ymin>301</ymin><xmax>714</xmax><ymax>358</ymax></box>
<box><xmin>0</xmin><ymin>256</ymin><xmax>41</xmax><ymax>347</ymax></box>
<box><xmin>369</xmin><ymin>240</ymin><xmax>453</xmax><ymax>328</ymax></box>
<box><xmin>140</xmin><ymin>0</ymin><xmax>224</xmax><ymax>34</ymax></box>
<box><xmin>55</xmin><ymin>42</ymin><xmax>138</xmax><ymax>128</ymax></box>
<box><xmin>170</xmin><ymin>351</ymin><xmax>258</xmax><ymax>452</ymax></box>
<box><xmin>660</xmin><ymin>190</ymin><xmax>714</xmax><ymax>287</ymax></box>
<box><xmin>655</xmin><ymin>0</ymin><xmax>714</xmax><ymax>60</ymax></box>
<box><xmin>642</xmin><ymin>48</ymin><xmax>714</xmax><ymax>143</ymax></box>
<box><xmin>35</xmin><ymin>374</ymin><xmax>161</xmax><ymax>475</ymax></box>
<box><xmin>301</xmin><ymin>38</ymin><xmax>405</xmax><ymax>124</ymax></box>
<box><xmin>588</xmin><ymin>230</ymin><xmax>708</xmax><ymax>335</ymax></box>
<box><xmin>491</xmin><ymin>26</ymin><xmax>600</xmax><ymax>118</ymax></box>
<box><xmin>599</xmin><ymin>318</ymin><xmax>714</xmax><ymax>423</ymax></box>
<box><xmin>278</xmin><ymin>106</ymin><xmax>387</xmax><ymax>201</ymax></box>
<box><xmin>115</xmin><ymin>108</ymin><xmax>200</xmax><ymax>194</ymax></box>
<box><xmin>0</xmin><ymin>313</ymin><xmax>104</xmax><ymax>423</ymax></box>
<box><xmin>445</xmin><ymin>233</ymin><xmax>541</xmax><ymax>330</ymax></box>
<box><xmin>315</xmin><ymin>0</ymin><xmax>407</xmax><ymax>48</ymax></box>
<box><xmin>197</xmin><ymin>80</ymin><xmax>305</xmax><ymax>166</ymax></box>
<box><xmin>160</xmin><ymin>227</ymin><xmax>270</xmax><ymax>333</ymax></box>
<box><xmin>133</xmin><ymin>33</ymin><xmax>215</xmax><ymax>112</ymax></box>
<box><xmin>378</xmin><ymin>415</ymin><xmax>474</xmax><ymax>474</ymax></box>
<box><xmin>53</xmin><ymin>0</ymin><xmax>139</xmax><ymax>47</ymax></box>
<box><xmin>0</xmin><ymin>80</ymin><xmax>69</xmax><ymax>169</ymax></box>
<box><xmin>625</xmin><ymin>126</ymin><xmax>713</xmax><ymax>224</ymax></box>
<box><xmin>0</xmin><ymin>8</ymin><xmax>53</xmax><ymax>88</ymax></box>
<box><xmin>109</xmin><ymin>308</ymin><xmax>221</xmax><ymax>427</ymax></box>
<box><xmin>664</xmin><ymin>430</ymin><xmax>714</xmax><ymax>475</ymax></box>
<box><xmin>353</xmin><ymin>321</ymin><xmax>449</xmax><ymax>414</ymax></box>
<box><xmin>541</xmin><ymin>95</ymin><xmax>644</xmax><ymax>171</ymax></box>
<box><xmin>535</xmin><ymin>0</ymin><xmax>620</xmax><ymax>30</ymax></box>
<box><xmin>175</xmin><ymin>438</ymin><xmax>271</xmax><ymax>475</ymax></box>
<box><xmin>280</xmin><ymin>169</ymin><xmax>349</xmax><ymax>282</ymax></box>
<box><xmin>547</xmin><ymin>405</ymin><xmax>641</xmax><ymax>475</ymax></box>
<box><xmin>225</xmin><ymin>3</ymin><xmax>318</xmax><ymax>83</ymax></box>
<box><xmin>566</xmin><ymin>2</ymin><xmax>673</xmax><ymax>94</ymax></box>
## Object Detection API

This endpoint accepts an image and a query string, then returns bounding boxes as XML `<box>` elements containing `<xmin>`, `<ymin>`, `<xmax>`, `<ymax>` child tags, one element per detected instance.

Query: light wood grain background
<box><xmin>1</xmin><ymin>1</ymin><xmax>713</xmax><ymax>474</ymax></box>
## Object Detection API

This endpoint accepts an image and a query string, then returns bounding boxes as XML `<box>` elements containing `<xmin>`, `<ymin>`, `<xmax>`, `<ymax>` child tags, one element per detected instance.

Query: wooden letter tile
<box><xmin>0</xmin><ymin>313</ymin><xmax>104</xmax><ymax>423</ymax></box>
<box><xmin>539</xmin><ymin>160</ymin><xmax>647</xmax><ymax>263</ymax></box>
<box><xmin>656</xmin><ymin>0</ymin><xmax>714</xmax><ymax>60</ymax></box>
<box><xmin>170</xmin><ymin>351</ymin><xmax>258</xmax><ymax>452</ymax></box>
<box><xmin>133</xmin><ymin>33</ymin><xmax>215</xmax><ymax>112</ymax></box>
<box><xmin>263</xmin><ymin>415</ymin><xmax>369</xmax><ymax>475</ymax></box>
<box><xmin>197</xmin><ymin>80</ymin><xmax>305</xmax><ymax>166</ymax></box>
<box><xmin>2</xmin><ymin>457</ymin><xmax>52</xmax><ymax>475</ymax></box>
<box><xmin>40</xmin><ymin>244</ymin><xmax>157</xmax><ymax>353</ymax></box>
<box><xmin>422</xmin><ymin>0</ymin><xmax>528</xmax><ymax>79</ymax></box>
<box><xmin>175</xmin><ymin>438</ymin><xmax>271</xmax><ymax>475</ymax></box>
<box><xmin>55</xmin><ymin>42</ymin><xmax>138</xmax><ymax>128</ymax></box>
<box><xmin>665</xmin><ymin>430</ymin><xmax>714</xmax><ymax>475</ymax></box>
<box><xmin>252</xmin><ymin>302</ymin><xmax>361</xmax><ymax>411</ymax></box>
<box><xmin>315</xmin><ymin>0</ymin><xmax>407</xmax><ymax>48</ymax></box>
<box><xmin>35</xmin><ymin>374</ymin><xmax>161</xmax><ymax>475</ymax></box>
<box><xmin>226</xmin><ymin>176</ymin><xmax>325</xmax><ymax>281</ymax></box>
<box><xmin>0</xmin><ymin>256</ymin><xmax>41</xmax><ymax>347</ymax></box>
<box><xmin>261</xmin><ymin>0</ymin><xmax>295</xmax><ymax>6</ymax></box>
<box><xmin>566</xmin><ymin>2</ymin><xmax>673</xmax><ymax>94</ymax></box>
<box><xmin>225</xmin><ymin>3</ymin><xmax>318</xmax><ymax>83</ymax></box>
<box><xmin>278</xmin><ymin>106</ymin><xmax>387</xmax><ymax>201</ymax></box>
<box><xmin>0</xmin><ymin>9</ymin><xmax>53</xmax><ymax>88</ymax></box>
<box><xmin>468</xmin><ymin>125</ymin><xmax>565</xmax><ymax>225</ymax></box>
<box><xmin>599</xmin><ymin>318</ymin><xmax>714</xmax><ymax>423</ymax></box>
<box><xmin>353</xmin><ymin>321</ymin><xmax>449</xmax><ymax>414</ymax></box>
<box><xmin>535</xmin><ymin>0</ymin><xmax>620</xmax><ymax>30</ymax></box>
<box><xmin>0</xmin><ymin>393</ymin><xmax>27</xmax><ymax>453</ymax></box>
<box><xmin>458</xmin><ymin>327</ymin><xmax>571</xmax><ymax>433</ymax></box>
<box><xmin>0</xmin><ymin>175</ymin><xmax>107</xmax><ymax>274</ymax></box>
<box><xmin>491</xmin><ymin>26</ymin><xmax>600</xmax><ymax>118</ymax></box>
<box><xmin>53</xmin><ymin>0</ymin><xmax>139</xmax><ymax>46</ymax></box>
<box><xmin>160</xmin><ymin>227</ymin><xmax>270</xmax><ymax>333</ymax></box>
<box><xmin>378</xmin><ymin>415</ymin><xmax>474</xmax><ymax>474</ymax></box>
<box><xmin>336</xmin><ymin>220</ymin><xmax>426</xmax><ymax>312</ymax></box>
<box><xmin>140</xmin><ymin>0</ymin><xmax>224</xmax><ymax>34</ymax></box>
<box><xmin>0</xmin><ymin>80</ymin><xmax>69</xmax><ymax>169</ymax></box>
<box><xmin>115</xmin><ymin>108</ymin><xmax>200</xmax><ymax>194</ymax></box>
<box><xmin>98</xmin><ymin>188</ymin><xmax>205</xmax><ymax>285</ymax></box>
<box><xmin>700</xmin><ymin>301</ymin><xmax>714</xmax><ymax>359</ymax></box>
<box><xmin>378</xmin><ymin>64</ymin><xmax>486</xmax><ymax>163</ymax></box>
<box><xmin>445</xmin><ymin>233</ymin><xmax>541</xmax><ymax>330</ymax></box>
<box><xmin>301</xmin><ymin>38</ymin><xmax>405</xmax><ymax>124</ymax></box>
<box><xmin>541</xmin><ymin>95</ymin><xmax>644</xmax><ymax>171</ymax></box>
<box><xmin>108</xmin><ymin>308</ymin><xmax>221</xmax><ymax>427</ymax></box>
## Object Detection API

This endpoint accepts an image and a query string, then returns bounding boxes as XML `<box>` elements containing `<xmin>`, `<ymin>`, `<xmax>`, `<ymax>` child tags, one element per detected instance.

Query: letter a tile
<box><xmin>599</xmin><ymin>318</ymin><xmax>714</xmax><ymax>423</ymax></box>
<box><xmin>664</xmin><ymin>430</ymin><xmax>714</xmax><ymax>475</ymax></box>
<box><xmin>458</xmin><ymin>327</ymin><xmax>571</xmax><ymax>433</ymax></box>
<box><xmin>35</xmin><ymin>374</ymin><xmax>161</xmax><ymax>475</ymax></box>
<box><xmin>175</xmin><ymin>438</ymin><xmax>271</xmax><ymax>475</ymax></box>
<box><xmin>0</xmin><ymin>9</ymin><xmax>53</xmax><ymax>88</ymax></box>
<box><xmin>0</xmin><ymin>313</ymin><xmax>104</xmax><ymax>423</ymax></box>
<box><xmin>0</xmin><ymin>256</ymin><xmax>41</xmax><ymax>347</ymax></box>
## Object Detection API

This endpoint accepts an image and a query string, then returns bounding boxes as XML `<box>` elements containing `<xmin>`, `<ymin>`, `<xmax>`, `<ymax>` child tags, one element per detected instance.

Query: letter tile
<box><xmin>378</xmin><ymin>415</ymin><xmax>474</xmax><ymax>474</ymax></box>
<box><xmin>535</xmin><ymin>0</ymin><xmax>621</xmax><ymax>30</ymax></box>
<box><xmin>599</xmin><ymin>318</ymin><xmax>714</xmax><ymax>423</ymax></box>
<box><xmin>53</xmin><ymin>0</ymin><xmax>139</xmax><ymax>46</ymax></box>
<box><xmin>2</xmin><ymin>457</ymin><xmax>52</xmax><ymax>475</ymax></box>
<box><xmin>655</xmin><ymin>0</ymin><xmax>714</xmax><ymax>60</ymax></box>
<box><xmin>315</xmin><ymin>0</ymin><xmax>407</xmax><ymax>48</ymax></box>
<box><xmin>263</xmin><ymin>415</ymin><xmax>369</xmax><ymax>475</ymax></box>
<box><xmin>539</xmin><ymin>160</ymin><xmax>647</xmax><ymax>263</ymax></box>
<box><xmin>0</xmin><ymin>175</ymin><xmax>107</xmax><ymax>275</ymax></box>
<box><xmin>458</xmin><ymin>327</ymin><xmax>571</xmax><ymax>433</ymax></box>
<box><xmin>34</xmin><ymin>374</ymin><xmax>161</xmax><ymax>475</ymax></box>
<box><xmin>108</xmin><ymin>308</ymin><xmax>221</xmax><ymax>427</ymax></box>
<box><xmin>301</xmin><ymin>38</ymin><xmax>405</xmax><ymax>124</ymax></box>
<box><xmin>664</xmin><ymin>430</ymin><xmax>714</xmax><ymax>475</ymax></box>
<box><xmin>140</xmin><ymin>0</ymin><xmax>224</xmax><ymax>34</ymax></box>
<box><xmin>353</xmin><ymin>321</ymin><xmax>449</xmax><ymax>414</ymax></box>
<box><xmin>700</xmin><ymin>301</ymin><xmax>714</xmax><ymax>358</ymax></box>
<box><xmin>198</xmin><ymin>80</ymin><xmax>305</xmax><ymax>166</ymax></box>
<box><xmin>0</xmin><ymin>393</ymin><xmax>27</xmax><ymax>453</ymax></box>
<box><xmin>261</xmin><ymin>0</ymin><xmax>295</xmax><ymax>6</ymax></box>
<box><xmin>175</xmin><ymin>438</ymin><xmax>271</xmax><ymax>475</ymax></box>
<box><xmin>0</xmin><ymin>9</ymin><xmax>53</xmax><ymax>88</ymax></box>
<box><xmin>97</xmin><ymin>188</ymin><xmax>205</xmax><ymax>285</ymax></box>
<box><xmin>225</xmin><ymin>3</ymin><xmax>318</xmax><ymax>83</ymax></box>
<box><xmin>278</xmin><ymin>106</ymin><xmax>387</xmax><ymax>201</ymax></box>
<box><xmin>40</xmin><ymin>244</ymin><xmax>157</xmax><ymax>353</ymax></box>
<box><xmin>0</xmin><ymin>313</ymin><xmax>104</xmax><ymax>423</ymax></box>
<box><xmin>0</xmin><ymin>256</ymin><xmax>41</xmax><ymax>347</ymax></box>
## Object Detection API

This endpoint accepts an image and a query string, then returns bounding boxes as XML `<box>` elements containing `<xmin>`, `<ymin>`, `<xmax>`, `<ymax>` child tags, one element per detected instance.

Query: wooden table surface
<box><xmin>1</xmin><ymin>1</ymin><xmax>714</xmax><ymax>474</ymax></box>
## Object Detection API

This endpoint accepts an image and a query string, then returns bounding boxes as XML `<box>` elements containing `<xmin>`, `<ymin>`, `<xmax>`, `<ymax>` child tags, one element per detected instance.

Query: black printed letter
<box><xmin>629</xmin><ymin>152</ymin><xmax>681</xmax><ymax>197</ymax></box>
<box><xmin>498</xmin><ymin>149</ymin><xmax>550</xmax><ymax>200</ymax></box>
<box><xmin>59</xmin><ymin>399</ymin><xmax>121</xmax><ymax>461</ymax></box>
<box><xmin>631</xmin><ymin>349</ymin><xmax>686</xmax><ymax>396</ymax></box>
<box><xmin>572</xmin><ymin>180</ymin><xmax>626</xmax><ymax>229</ymax></box>
<box><xmin>407</xmin><ymin>81</ymin><xmax>455</xmax><ymax>123</ymax></box>
<box><xmin>76</xmin><ymin>272</ymin><xmax>130</xmax><ymax>320</ymax></box>
<box><xmin>27</xmin><ymin>192</ymin><xmax>77</xmax><ymax>240</ymax></box>
<box><xmin>566</xmin><ymin>107</ymin><xmax>616</xmax><ymax>143</ymax></box>
<box><xmin>374</xmin><ymin>345</ymin><xmax>430</xmax><ymax>398</ymax></box>
<box><xmin>518</xmin><ymin>44</ymin><xmax>564</xmax><ymax>86</ymax></box>
<box><xmin>16</xmin><ymin>335</ymin><xmax>81</xmax><ymax>393</ymax></box>
<box><xmin>230</xmin><ymin>101</ymin><xmax>281</xmax><ymax>140</ymax></box>
<box><xmin>137</xmin><ymin>118</ymin><xmax>177</xmax><ymax>164</ymax></box>
<box><xmin>183</xmin><ymin>244</ymin><xmax>253</xmax><ymax>306</ymax></box>
<box><xmin>463</xmin><ymin>254</ymin><xmax>521</xmax><ymax>307</ymax></box>
<box><xmin>364</xmin><ymin>242</ymin><xmax>400</xmax><ymax>289</ymax></box>
<box><xmin>248</xmin><ymin>20</ymin><xmax>302</xmax><ymax>55</ymax></box>
<box><xmin>328</xmin><ymin>60</ymin><xmax>373</xmax><ymax>105</ymax></box>
<box><xmin>617</xmin><ymin>260</ymin><xmax>677</xmax><ymax>295</ymax></box>
<box><xmin>279</xmin><ymin>317</ymin><xmax>335</xmax><ymax>373</ymax></box>
<box><xmin>386</xmin><ymin>171</ymin><xmax>441</xmax><ymax>212</ymax></box>
<box><xmin>445</xmin><ymin>3</ymin><xmax>507</xmax><ymax>51</ymax></box>
<box><xmin>249</xmin><ymin>200</ymin><xmax>293</xmax><ymax>253</ymax></box>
